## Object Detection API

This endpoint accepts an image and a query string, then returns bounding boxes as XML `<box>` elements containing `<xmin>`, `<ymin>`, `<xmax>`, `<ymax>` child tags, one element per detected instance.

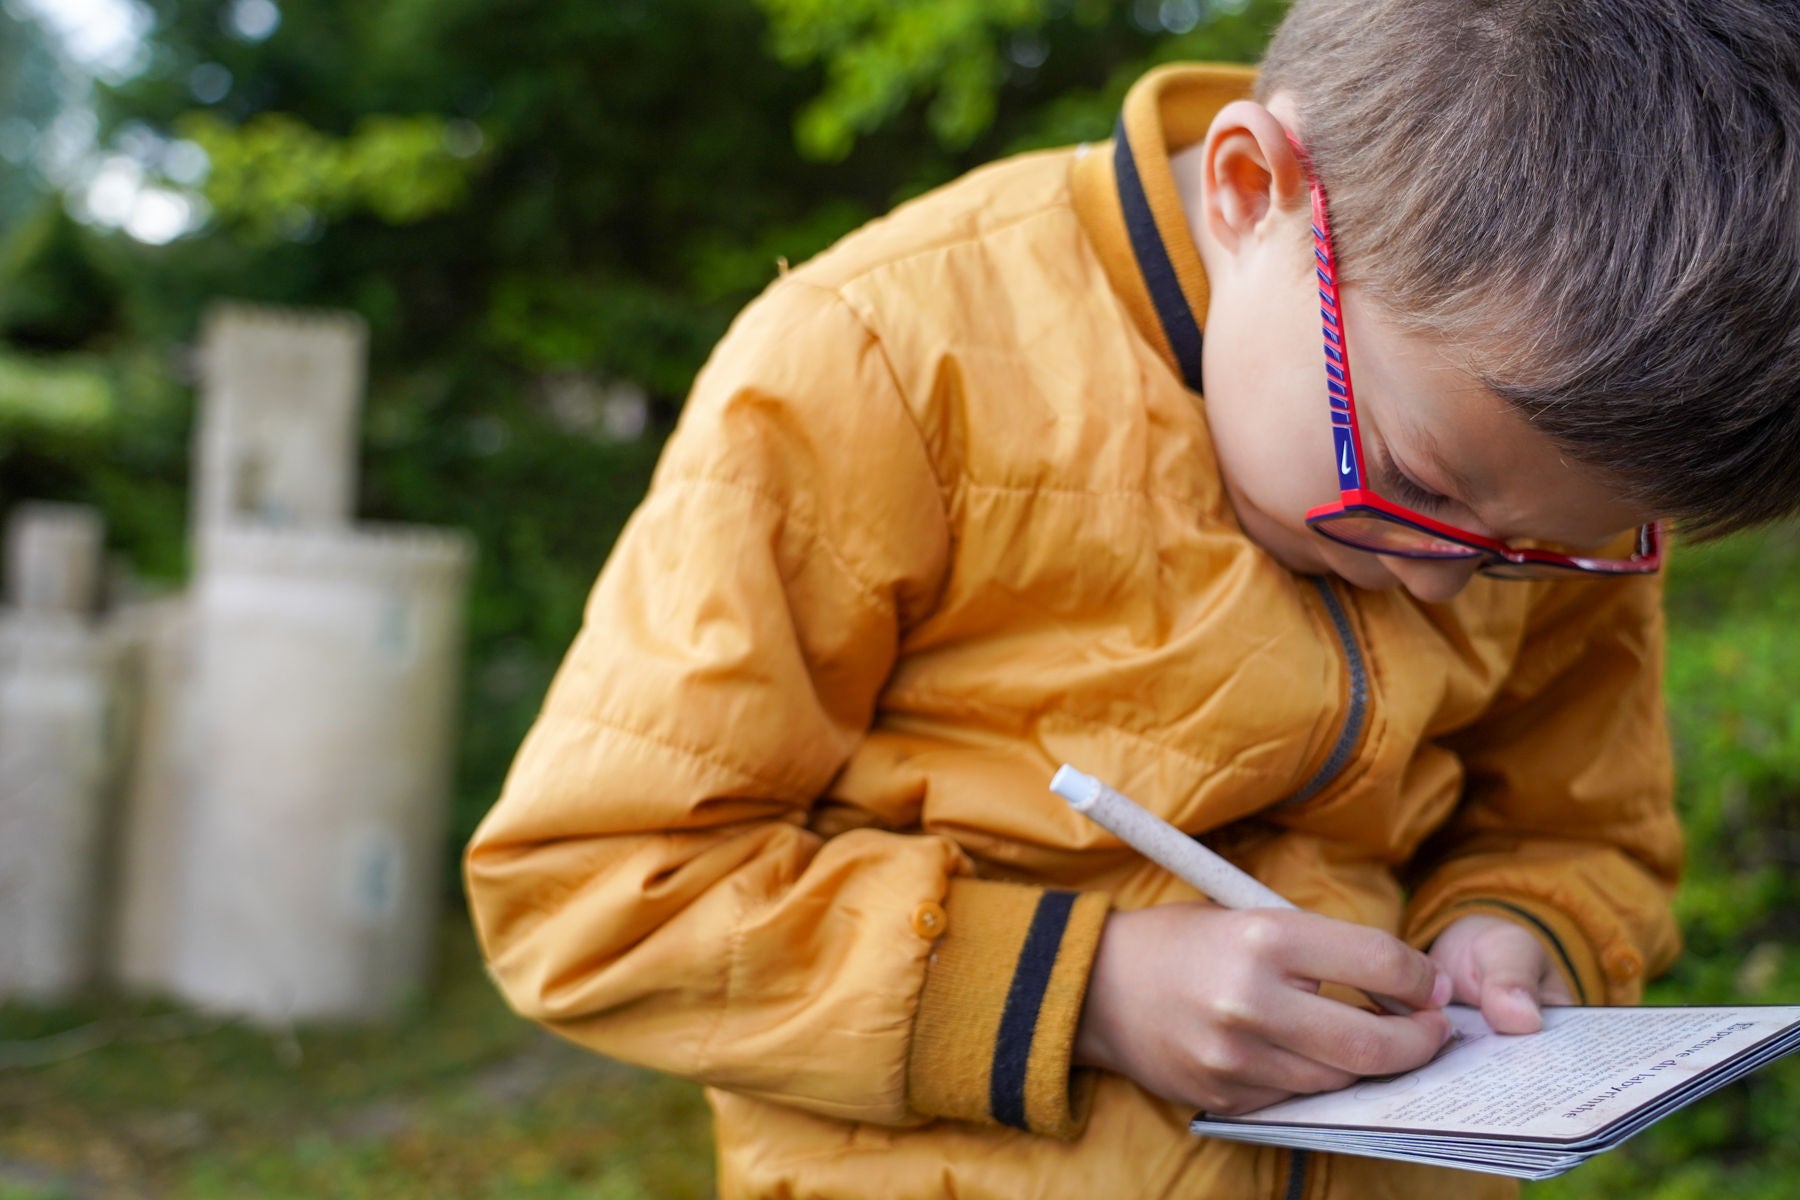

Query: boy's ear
<box><xmin>1199</xmin><ymin>99</ymin><xmax>1308</xmax><ymax>255</ymax></box>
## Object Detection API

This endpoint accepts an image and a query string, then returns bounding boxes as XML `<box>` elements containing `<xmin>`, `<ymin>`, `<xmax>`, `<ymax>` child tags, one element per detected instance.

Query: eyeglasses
<box><xmin>1294</xmin><ymin>138</ymin><xmax>1663</xmax><ymax>580</ymax></box>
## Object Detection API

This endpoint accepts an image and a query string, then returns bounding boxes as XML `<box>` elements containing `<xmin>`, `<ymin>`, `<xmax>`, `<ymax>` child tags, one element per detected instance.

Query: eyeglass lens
<box><xmin>1310</xmin><ymin>512</ymin><xmax>1481</xmax><ymax>558</ymax></box>
<box><xmin>1315</xmin><ymin>513</ymin><xmax>1625</xmax><ymax>578</ymax></box>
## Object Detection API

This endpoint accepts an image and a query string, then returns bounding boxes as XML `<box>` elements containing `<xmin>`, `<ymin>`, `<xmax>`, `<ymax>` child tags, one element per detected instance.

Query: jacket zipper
<box><xmin>1276</xmin><ymin>576</ymin><xmax>1368</xmax><ymax>809</ymax></box>
<box><xmin>1277</xmin><ymin>578</ymin><xmax>1363</xmax><ymax>1197</ymax></box>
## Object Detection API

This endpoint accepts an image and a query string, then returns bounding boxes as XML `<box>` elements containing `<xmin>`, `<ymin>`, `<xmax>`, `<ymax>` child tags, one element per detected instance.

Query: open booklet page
<box><xmin>1191</xmin><ymin>1005</ymin><xmax>1800</xmax><ymax>1180</ymax></box>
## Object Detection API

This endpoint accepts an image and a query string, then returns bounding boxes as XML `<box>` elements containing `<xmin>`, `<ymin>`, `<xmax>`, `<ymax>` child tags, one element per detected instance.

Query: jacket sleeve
<box><xmin>464</xmin><ymin>278</ymin><xmax>1108</xmax><ymax>1136</ymax></box>
<box><xmin>1402</xmin><ymin>568</ymin><xmax>1685</xmax><ymax>1005</ymax></box>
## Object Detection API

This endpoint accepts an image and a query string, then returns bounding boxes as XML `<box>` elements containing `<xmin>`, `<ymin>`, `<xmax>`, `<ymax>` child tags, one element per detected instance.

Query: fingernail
<box><xmin>1508</xmin><ymin>986</ymin><xmax>1538</xmax><ymax>1012</ymax></box>
<box><xmin>1430</xmin><ymin>971</ymin><xmax>1453</xmax><ymax>1008</ymax></box>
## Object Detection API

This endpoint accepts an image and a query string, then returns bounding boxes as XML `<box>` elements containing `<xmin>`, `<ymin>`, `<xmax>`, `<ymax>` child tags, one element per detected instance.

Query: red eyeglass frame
<box><xmin>1292</xmin><ymin>135</ymin><xmax>1663</xmax><ymax>579</ymax></box>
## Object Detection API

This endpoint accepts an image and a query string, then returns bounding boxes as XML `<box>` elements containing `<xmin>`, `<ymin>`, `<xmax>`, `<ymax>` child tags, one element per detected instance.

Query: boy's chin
<box><xmin>1243</xmin><ymin>513</ymin><xmax>1403</xmax><ymax>591</ymax></box>
<box><xmin>1229</xmin><ymin>493</ymin><xmax>1412</xmax><ymax>593</ymax></box>
<box><xmin>1319</xmin><ymin>549</ymin><xmax>1408</xmax><ymax>593</ymax></box>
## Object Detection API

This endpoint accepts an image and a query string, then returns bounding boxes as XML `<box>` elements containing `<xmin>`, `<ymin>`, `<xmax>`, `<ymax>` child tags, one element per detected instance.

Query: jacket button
<box><xmin>911</xmin><ymin>901</ymin><xmax>948</xmax><ymax>939</ymax></box>
<box><xmin>1604</xmin><ymin>946</ymin><xmax>1643</xmax><ymax>982</ymax></box>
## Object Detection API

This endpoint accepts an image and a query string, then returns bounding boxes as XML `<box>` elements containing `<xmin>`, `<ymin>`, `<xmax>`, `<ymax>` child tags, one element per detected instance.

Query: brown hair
<box><xmin>1258</xmin><ymin>0</ymin><xmax>1800</xmax><ymax>537</ymax></box>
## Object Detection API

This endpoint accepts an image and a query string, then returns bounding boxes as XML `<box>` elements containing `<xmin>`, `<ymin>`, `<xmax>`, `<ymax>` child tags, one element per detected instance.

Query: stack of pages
<box><xmin>1191</xmin><ymin>1004</ymin><xmax>1800</xmax><ymax>1180</ymax></box>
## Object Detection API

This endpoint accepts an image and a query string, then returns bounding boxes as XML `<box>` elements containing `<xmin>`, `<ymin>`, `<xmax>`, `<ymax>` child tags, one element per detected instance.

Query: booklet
<box><xmin>1189</xmin><ymin>1004</ymin><xmax>1800</xmax><ymax>1180</ymax></box>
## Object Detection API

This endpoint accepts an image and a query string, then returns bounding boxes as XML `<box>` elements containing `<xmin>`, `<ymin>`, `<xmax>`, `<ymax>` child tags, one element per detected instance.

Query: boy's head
<box><xmin>1184</xmin><ymin>0</ymin><xmax>1800</xmax><ymax>601</ymax></box>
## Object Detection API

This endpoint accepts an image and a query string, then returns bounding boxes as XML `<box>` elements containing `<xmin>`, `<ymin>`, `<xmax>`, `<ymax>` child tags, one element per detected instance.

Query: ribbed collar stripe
<box><xmin>1113</xmin><ymin>115</ymin><xmax>1206</xmax><ymax>392</ymax></box>
<box><xmin>1069</xmin><ymin>64</ymin><xmax>1255</xmax><ymax>396</ymax></box>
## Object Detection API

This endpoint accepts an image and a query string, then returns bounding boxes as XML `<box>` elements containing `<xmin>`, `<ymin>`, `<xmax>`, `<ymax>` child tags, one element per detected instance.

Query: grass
<box><xmin>0</xmin><ymin>920</ymin><xmax>714</xmax><ymax>1199</ymax></box>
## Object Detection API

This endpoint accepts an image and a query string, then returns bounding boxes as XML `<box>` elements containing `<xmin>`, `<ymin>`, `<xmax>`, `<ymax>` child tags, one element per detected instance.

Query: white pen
<box><xmin>1049</xmin><ymin>764</ymin><xmax>1416</xmax><ymax>1016</ymax></box>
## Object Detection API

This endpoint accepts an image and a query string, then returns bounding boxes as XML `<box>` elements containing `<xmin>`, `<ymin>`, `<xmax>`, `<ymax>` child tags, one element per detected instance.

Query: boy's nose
<box><xmin>1382</xmin><ymin>554</ymin><xmax>1483</xmax><ymax>604</ymax></box>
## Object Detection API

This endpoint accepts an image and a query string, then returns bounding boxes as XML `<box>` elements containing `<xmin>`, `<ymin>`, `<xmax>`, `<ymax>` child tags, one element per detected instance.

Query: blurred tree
<box><xmin>0</xmin><ymin>201</ymin><xmax>124</xmax><ymax>349</ymax></box>
<box><xmin>754</xmin><ymin>0</ymin><xmax>1287</xmax><ymax>158</ymax></box>
<box><xmin>90</xmin><ymin>0</ymin><xmax>1287</xmax><ymax>390</ymax></box>
<box><xmin>0</xmin><ymin>7</ymin><xmax>63</xmax><ymax>233</ymax></box>
<box><xmin>26</xmin><ymin>0</ymin><xmax>1285</xmax><ymax>842</ymax></box>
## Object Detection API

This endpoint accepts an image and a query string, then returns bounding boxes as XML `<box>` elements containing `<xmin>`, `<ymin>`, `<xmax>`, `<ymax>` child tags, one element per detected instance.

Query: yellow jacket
<box><xmin>466</xmin><ymin>64</ymin><xmax>1683</xmax><ymax>1200</ymax></box>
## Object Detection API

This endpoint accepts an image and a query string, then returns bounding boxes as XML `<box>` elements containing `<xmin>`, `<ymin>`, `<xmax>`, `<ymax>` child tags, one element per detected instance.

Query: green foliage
<box><xmin>0</xmin><ymin>205</ymin><xmax>125</xmax><ymax>351</ymax></box>
<box><xmin>755</xmin><ymin>0</ymin><xmax>1285</xmax><ymax>159</ymax></box>
<box><xmin>1659</xmin><ymin>527</ymin><xmax>1800</xmax><ymax>998</ymax></box>
<box><xmin>481</xmin><ymin>274</ymin><xmax>726</xmax><ymax>398</ymax></box>
<box><xmin>0</xmin><ymin>351</ymin><xmax>113</xmax><ymax>434</ymax></box>
<box><xmin>178</xmin><ymin>111</ymin><xmax>488</xmax><ymax>241</ymax></box>
<box><xmin>760</xmin><ymin>0</ymin><xmax>1074</xmax><ymax>157</ymax></box>
<box><xmin>0</xmin><ymin>344</ymin><xmax>191</xmax><ymax>582</ymax></box>
<box><xmin>1526</xmin><ymin>524</ymin><xmax>1800</xmax><ymax>1199</ymax></box>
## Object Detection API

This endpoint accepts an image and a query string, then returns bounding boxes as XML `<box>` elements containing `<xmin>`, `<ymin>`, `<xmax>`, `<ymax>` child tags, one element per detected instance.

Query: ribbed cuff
<box><xmin>1407</xmin><ymin>895</ymin><xmax>1605</xmax><ymax>1008</ymax></box>
<box><xmin>906</xmin><ymin>878</ymin><xmax>1111</xmax><ymax>1140</ymax></box>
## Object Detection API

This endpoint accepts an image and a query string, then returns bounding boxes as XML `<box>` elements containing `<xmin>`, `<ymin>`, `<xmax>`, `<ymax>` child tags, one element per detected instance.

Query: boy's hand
<box><xmin>1073</xmin><ymin>904</ymin><xmax>1454</xmax><ymax>1115</ymax></box>
<box><xmin>1427</xmin><ymin>913</ymin><xmax>1576</xmax><ymax>1034</ymax></box>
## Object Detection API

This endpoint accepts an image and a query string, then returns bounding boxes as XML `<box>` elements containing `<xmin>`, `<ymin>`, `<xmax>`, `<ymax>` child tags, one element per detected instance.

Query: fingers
<box><xmin>1427</xmin><ymin>913</ymin><xmax>1576</xmax><ymax>1035</ymax></box>
<box><xmin>1080</xmin><ymin>905</ymin><xmax>1481</xmax><ymax>1114</ymax></box>
<box><xmin>1480</xmin><ymin>983</ymin><xmax>1543</xmax><ymax>1034</ymax></box>
<box><xmin>1108</xmin><ymin>1022</ymin><xmax>1353</xmax><ymax>1116</ymax></box>
<box><xmin>1258</xmin><ymin>910</ymin><xmax>1450</xmax><ymax>1012</ymax></box>
<box><xmin>1165</xmin><ymin>1034</ymin><xmax>1359</xmax><ymax>1115</ymax></box>
<box><xmin>1076</xmin><ymin>904</ymin><xmax>1371</xmax><ymax>1114</ymax></box>
<box><xmin>1473</xmin><ymin>946</ymin><xmax>1553</xmax><ymax>1034</ymax></box>
<box><xmin>1259</xmin><ymin>985</ymin><xmax>1454</xmax><ymax>1078</ymax></box>
<box><xmin>1219</xmin><ymin>910</ymin><xmax>1455</xmax><ymax>1077</ymax></box>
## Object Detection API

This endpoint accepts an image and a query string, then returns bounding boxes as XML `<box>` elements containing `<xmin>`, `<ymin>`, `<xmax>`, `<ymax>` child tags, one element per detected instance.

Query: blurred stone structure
<box><xmin>165</xmin><ymin>522</ymin><xmax>472</xmax><ymax>1019</ymax></box>
<box><xmin>0</xmin><ymin>504</ymin><xmax>119</xmax><ymax>998</ymax></box>
<box><xmin>5</xmin><ymin>503</ymin><xmax>107</xmax><ymax>616</ymax></box>
<box><xmin>190</xmin><ymin>304</ymin><xmax>365</xmax><ymax>531</ymax></box>
<box><xmin>0</xmin><ymin>302</ymin><xmax>474</xmax><ymax>1024</ymax></box>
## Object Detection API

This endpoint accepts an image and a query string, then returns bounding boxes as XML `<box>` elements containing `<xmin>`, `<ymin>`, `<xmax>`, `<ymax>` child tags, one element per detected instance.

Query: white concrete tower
<box><xmin>191</xmin><ymin>303</ymin><xmax>367</xmax><ymax>533</ymax></box>
<box><xmin>106</xmin><ymin>299</ymin><xmax>479</xmax><ymax>1024</ymax></box>
<box><xmin>0</xmin><ymin>503</ymin><xmax>119</xmax><ymax>1000</ymax></box>
<box><xmin>171</xmin><ymin>524</ymin><xmax>474</xmax><ymax>1021</ymax></box>
<box><xmin>106</xmin><ymin>595</ymin><xmax>197</xmax><ymax>994</ymax></box>
<box><xmin>5</xmin><ymin>501</ymin><xmax>106</xmax><ymax>615</ymax></box>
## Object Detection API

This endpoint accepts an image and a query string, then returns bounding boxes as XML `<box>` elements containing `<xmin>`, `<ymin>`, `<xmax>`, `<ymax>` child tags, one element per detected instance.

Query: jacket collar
<box><xmin>1071</xmin><ymin>63</ymin><xmax>1257</xmax><ymax>395</ymax></box>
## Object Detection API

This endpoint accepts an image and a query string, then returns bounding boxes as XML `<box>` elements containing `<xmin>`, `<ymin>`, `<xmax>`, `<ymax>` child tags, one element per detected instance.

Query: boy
<box><xmin>466</xmin><ymin>2</ymin><xmax>1800</xmax><ymax>1196</ymax></box>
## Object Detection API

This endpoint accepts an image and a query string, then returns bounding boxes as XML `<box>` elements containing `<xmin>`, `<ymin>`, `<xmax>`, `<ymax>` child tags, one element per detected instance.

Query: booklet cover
<box><xmin>1190</xmin><ymin>1005</ymin><xmax>1800</xmax><ymax>1180</ymax></box>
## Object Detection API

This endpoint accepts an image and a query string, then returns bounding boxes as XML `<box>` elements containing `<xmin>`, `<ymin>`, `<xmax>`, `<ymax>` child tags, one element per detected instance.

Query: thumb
<box><xmin>1476</xmin><ymin>952</ymin><xmax>1547</xmax><ymax>1035</ymax></box>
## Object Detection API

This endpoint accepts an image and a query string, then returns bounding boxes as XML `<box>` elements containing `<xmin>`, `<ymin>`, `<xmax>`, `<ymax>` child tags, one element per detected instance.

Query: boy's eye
<box><xmin>1385</xmin><ymin>463</ymin><xmax>1453</xmax><ymax>513</ymax></box>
